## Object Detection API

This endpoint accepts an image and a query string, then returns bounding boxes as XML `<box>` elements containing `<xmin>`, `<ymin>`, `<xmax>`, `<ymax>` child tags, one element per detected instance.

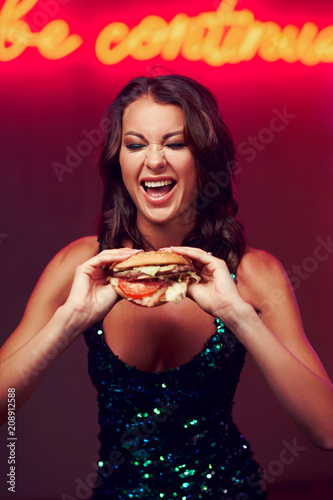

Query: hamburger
<box><xmin>106</xmin><ymin>250</ymin><xmax>200</xmax><ymax>307</ymax></box>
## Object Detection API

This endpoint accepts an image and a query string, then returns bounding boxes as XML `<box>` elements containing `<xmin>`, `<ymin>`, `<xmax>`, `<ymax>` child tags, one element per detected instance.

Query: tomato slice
<box><xmin>118</xmin><ymin>279</ymin><xmax>162</xmax><ymax>299</ymax></box>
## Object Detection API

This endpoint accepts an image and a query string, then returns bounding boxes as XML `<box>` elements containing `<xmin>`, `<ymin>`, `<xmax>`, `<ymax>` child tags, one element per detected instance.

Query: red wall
<box><xmin>1</xmin><ymin>1</ymin><xmax>333</xmax><ymax>498</ymax></box>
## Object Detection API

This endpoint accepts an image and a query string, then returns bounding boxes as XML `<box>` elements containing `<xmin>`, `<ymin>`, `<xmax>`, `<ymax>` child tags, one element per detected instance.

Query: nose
<box><xmin>144</xmin><ymin>144</ymin><xmax>166</xmax><ymax>170</ymax></box>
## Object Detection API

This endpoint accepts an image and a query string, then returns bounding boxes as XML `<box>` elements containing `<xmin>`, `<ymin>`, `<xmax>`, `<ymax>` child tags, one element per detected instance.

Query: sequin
<box><xmin>83</xmin><ymin>317</ymin><xmax>267</xmax><ymax>499</ymax></box>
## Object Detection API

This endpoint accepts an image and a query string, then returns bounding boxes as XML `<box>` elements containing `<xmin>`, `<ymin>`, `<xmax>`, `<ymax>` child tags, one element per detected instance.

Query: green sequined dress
<box><xmin>83</xmin><ymin>317</ymin><xmax>267</xmax><ymax>499</ymax></box>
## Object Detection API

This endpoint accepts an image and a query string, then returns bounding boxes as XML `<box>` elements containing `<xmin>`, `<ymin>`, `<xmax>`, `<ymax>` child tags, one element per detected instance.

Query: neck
<box><xmin>137</xmin><ymin>216</ymin><xmax>195</xmax><ymax>251</ymax></box>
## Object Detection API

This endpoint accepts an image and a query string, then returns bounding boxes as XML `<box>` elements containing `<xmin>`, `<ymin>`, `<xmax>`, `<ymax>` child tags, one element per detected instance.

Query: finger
<box><xmin>80</xmin><ymin>248</ymin><xmax>142</xmax><ymax>270</ymax></box>
<box><xmin>161</xmin><ymin>246</ymin><xmax>217</xmax><ymax>266</ymax></box>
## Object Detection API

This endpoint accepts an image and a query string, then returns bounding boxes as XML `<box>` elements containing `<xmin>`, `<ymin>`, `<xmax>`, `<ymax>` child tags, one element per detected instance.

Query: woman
<box><xmin>0</xmin><ymin>75</ymin><xmax>332</xmax><ymax>499</ymax></box>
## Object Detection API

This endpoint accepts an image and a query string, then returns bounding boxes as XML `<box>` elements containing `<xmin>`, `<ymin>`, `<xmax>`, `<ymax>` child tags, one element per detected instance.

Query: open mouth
<box><xmin>141</xmin><ymin>179</ymin><xmax>177</xmax><ymax>198</ymax></box>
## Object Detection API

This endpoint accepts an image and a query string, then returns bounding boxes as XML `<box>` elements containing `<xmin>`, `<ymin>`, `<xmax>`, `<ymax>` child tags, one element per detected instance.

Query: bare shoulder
<box><xmin>0</xmin><ymin>236</ymin><xmax>99</xmax><ymax>360</ymax></box>
<box><xmin>238</xmin><ymin>246</ymin><xmax>286</xmax><ymax>280</ymax></box>
<box><xmin>26</xmin><ymin>235</ymin><xmax>99</xmax><ymax>308</ymax></box>
<box><xmin>237</xmin><ymin>249</ymin><xmax>331</xmax><ymax>383</ymax></box>
<box><xmin>50</xmin><ymin>236</ymin><xmax>99</xmax><ymax>267</ymax></box>
<box><xmin>33</xmin><ymin>235</ymin><xmax>99</xmax><ymax>299</ymax></box>
<box><xmin>236</xmin><ymin>246</ymin><xmax>291</xmax><ymax>312</ymax></box>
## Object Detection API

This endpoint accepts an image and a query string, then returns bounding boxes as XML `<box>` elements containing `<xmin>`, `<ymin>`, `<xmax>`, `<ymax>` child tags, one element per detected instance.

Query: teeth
<box><xmin>143</xmin><ymin>180</ymin><xmax>173</xmax><ymax>188</ymax></box>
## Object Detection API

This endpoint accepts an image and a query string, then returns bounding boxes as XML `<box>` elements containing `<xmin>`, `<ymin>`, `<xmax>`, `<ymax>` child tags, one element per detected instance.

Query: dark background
<box><xmin>1</xmin><ymin>0</ymin><xmax>333</xmax><ymax>498</ymax></box>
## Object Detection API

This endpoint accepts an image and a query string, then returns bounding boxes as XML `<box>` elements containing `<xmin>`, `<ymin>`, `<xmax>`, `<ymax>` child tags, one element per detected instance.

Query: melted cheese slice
<box><xmin>132</xmin><ymin>264</ymin><xmax>176</xmax><ymax>276</ymax></box>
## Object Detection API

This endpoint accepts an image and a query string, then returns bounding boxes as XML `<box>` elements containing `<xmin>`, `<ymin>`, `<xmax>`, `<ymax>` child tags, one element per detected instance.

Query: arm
<box><xmin>167</xmin><ymin>246</ymin><xmax>333</xmax><ymax>451</ymax></box>
<box><xmin>0</xmin><ymin>237</ymin><xmax>139</xmax><ymax>425</ymax></box>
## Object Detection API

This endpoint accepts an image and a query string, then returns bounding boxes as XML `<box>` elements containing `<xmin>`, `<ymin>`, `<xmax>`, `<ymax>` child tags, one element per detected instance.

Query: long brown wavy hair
<box><xmin>97</xmin><ymin>74</ymin><xmax>245</xmax><ymax>273</ymax></box>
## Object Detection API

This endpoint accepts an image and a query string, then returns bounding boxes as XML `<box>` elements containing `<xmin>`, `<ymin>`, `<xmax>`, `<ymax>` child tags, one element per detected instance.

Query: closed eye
<box><xmin>166</xmin><ymin>143</ymin><xmax>186</xmax><ymax>150</ymax></box>
<box><xmin>125</xmin><ymin>144</ymin><xmax>145</xmax><ymax>151</ymax></box>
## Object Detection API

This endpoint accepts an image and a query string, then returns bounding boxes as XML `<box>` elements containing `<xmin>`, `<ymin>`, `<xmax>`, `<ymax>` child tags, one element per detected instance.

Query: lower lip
<box><xmin>140</xmin><ymin>184</ymin><xmax>176</xmax><ymax>206</ymax></box>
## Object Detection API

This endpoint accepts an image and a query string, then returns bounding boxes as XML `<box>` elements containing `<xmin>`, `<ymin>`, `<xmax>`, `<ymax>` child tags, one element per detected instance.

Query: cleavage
<box><xmin>102</xmin><ymin>298</ymin><xmax>217</xmax><ymax>373</ymax></box>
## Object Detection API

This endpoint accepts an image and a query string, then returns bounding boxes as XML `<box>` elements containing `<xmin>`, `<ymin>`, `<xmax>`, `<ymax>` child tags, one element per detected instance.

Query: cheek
<box><xmin>119</xmin><ymin>153</ymin><xmax>139</xmax><ymax>187</ymax></box>
<box><xmin>120</xmin><ymin>148</ymin><xmax>144</xmax><ymax>172</ymax></box>
<box><xmin>119</xmin><ymin>168</ymin><xmax>134</xmax><ymax>202</ymax></box>
<box><xmin>121</xmin><ymin>172</ymin><xmax>137</xmax><ymax>202</ymax></box>
<box><xmin>182</xmin><ymin>157</ymin><xmax>197</xmax><ymax>187</ymax></box>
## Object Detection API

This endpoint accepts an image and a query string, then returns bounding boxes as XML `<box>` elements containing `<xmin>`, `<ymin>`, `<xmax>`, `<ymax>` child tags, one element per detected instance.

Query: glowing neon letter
<box><xmin>95</xmin><ymin>22</ymin><xmax>130</xmax><ymax>65</ymax></box>
<box><xmin>96</xmin><ymin>16</ymin><xmax>169</xmax><ymax>65</ymax></box>
<box><xmin>0</xmin><ymin>0</ymin><xmax>82</xmax><ymax>61</ymax></box>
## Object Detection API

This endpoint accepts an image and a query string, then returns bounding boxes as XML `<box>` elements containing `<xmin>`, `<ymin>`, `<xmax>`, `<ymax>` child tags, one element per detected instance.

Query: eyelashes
<box><xmin>125</xmin><ymin>143</ymin><xmax>186</xmax><ymax>151</ymax></box>
<box><xmin>125</xmin><ymin>144</ymin><xmax>144</xmax><ymax>151</ymax></box>
<box><xmin>166</xmin><ymin>143</ymin><xmax>186</xmax><ymax>150</ymax></box>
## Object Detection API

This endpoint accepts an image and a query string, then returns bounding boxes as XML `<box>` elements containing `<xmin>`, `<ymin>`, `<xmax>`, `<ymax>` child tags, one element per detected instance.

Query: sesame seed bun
<box><xmin>110</xmin><ymin>250</ymin><xmax>193</xmax><ymax>271</ymax></box>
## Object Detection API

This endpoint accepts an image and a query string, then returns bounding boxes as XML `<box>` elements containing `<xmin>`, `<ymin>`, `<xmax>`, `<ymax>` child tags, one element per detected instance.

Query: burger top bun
<box><xmin>110</xmin><ymin>250</ymin><xmax>193</xmax><ymax>271</ymax></box>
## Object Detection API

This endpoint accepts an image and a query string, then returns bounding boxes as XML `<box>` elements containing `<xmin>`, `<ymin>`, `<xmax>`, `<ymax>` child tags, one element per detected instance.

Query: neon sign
<box><xmin>1</xmin><ymin>0</ymin><xmax>332</xmax><ymax>65</ymax></box>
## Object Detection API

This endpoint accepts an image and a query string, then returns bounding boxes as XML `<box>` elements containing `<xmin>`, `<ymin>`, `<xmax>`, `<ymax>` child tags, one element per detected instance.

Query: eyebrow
<box><xmin>123</xmin><ymin>130</ymin><xmax>184</xmax><ymax>140</ymax></box>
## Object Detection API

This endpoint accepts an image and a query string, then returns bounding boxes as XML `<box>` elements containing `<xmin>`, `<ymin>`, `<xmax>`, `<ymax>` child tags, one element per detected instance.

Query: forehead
<box><xmin>122</xmin><ymin>97</ymin><xmax>184</xmax><ymax>137</ymax></box>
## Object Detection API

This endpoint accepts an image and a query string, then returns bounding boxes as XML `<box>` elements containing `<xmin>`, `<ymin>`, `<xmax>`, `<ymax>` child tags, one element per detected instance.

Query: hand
<box><xmin>64</xmin><ymin>248</ymin><xmax>141</xmax><ymax>329</ymax></box>
<box><xmin>164</xmin><ymin>246</ymin><xmax>248</xmax><ymax>322</ymax></box>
